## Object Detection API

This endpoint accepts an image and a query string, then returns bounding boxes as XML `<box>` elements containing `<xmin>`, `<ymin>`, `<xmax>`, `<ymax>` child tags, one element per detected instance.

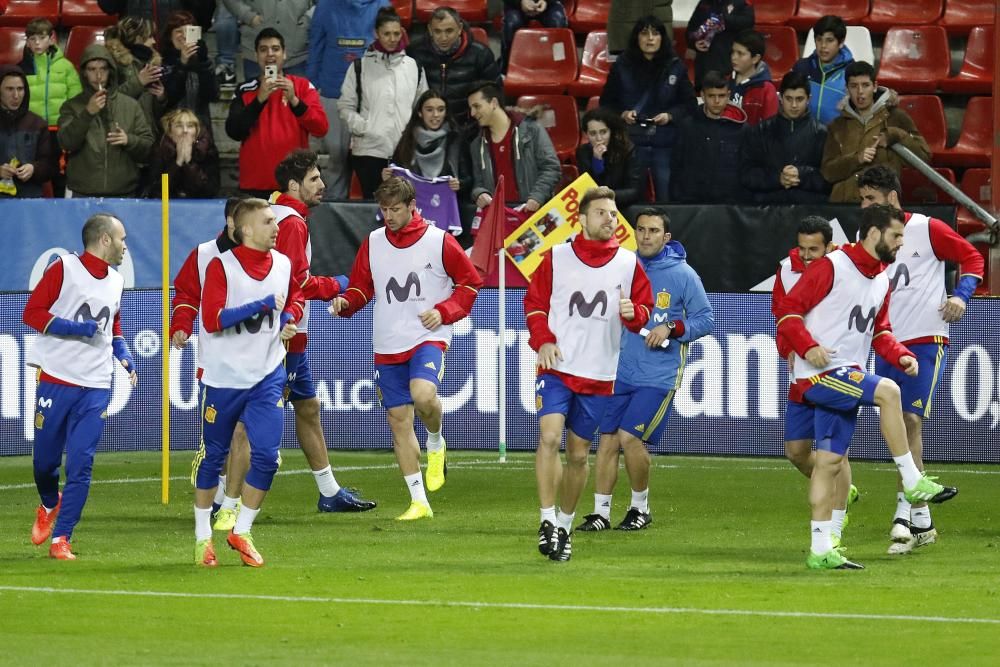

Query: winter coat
<box><xmin>739</xmin><ymin>109</ymin><xmax>830</xmax><ymax>204</ymax></box>
<box><xmin>608</xmin><ymin>0</ymin><xmax>673</xmax><ymax>54</ymax></box>
<box><xmin>791</xmin><ymin>45</ymin><xmax>854</xmax><ymax>126</ymax></box>
<box><xmin>57</xmin><ymin>45</ymin><xmax>154</xmax><ymax>196</ymax></box>
<box><xmin>616</xmin><ymin>240</ymin><xmax>714</xmax><ymax>390</ymax></box>
<box><xmin>407</xmin><ymin>28</ymin><xmax>502</xmax><ymax>128</ymax></box>
<box><xmin>576</xmin><ymin>142</ymin><xmax>643</xmax><ymax>207</ymax></box>
<box><xmin>0</xmin><ymin>65</ymin><xmax>56</xmax><ymax>197</ymax></box>
<box><xmin>468</xmin><ymin>111</ymin><xmax>562</xmax><ymax>205</ymax></box>
<box><xmin>19</xmin><ymin>45</ymin><xmax>82</xmax><ymax>127</ymax></box>
<box><xmin>148</xmin><ymin>129</ymin><xmax>220</xmax><ymax>198</ymax></box>
<box><xmin>105</xmin><ymin>37</ymin><xmax>166</xmax><ymax>138</ymax></box>
<box><xmin>161</xmin><ymin>39</ymin><xmax>218</xmax><ymax>132</ymax></box>
<box><xmin>337</xmin><ymin>48</ymin><xmax>426</xmax><ymax>160</ymax></box>
<box><xmin>600</xmin><ymin>52</ymin><xmax>696</xmax><ymax>148</ymax></box>
<box><xmin>394</xmin><ymin>127</ymin><xmax>470</xmax><ymax>197</ymax></box>
<box><xmin>686</xmin><ymin>0</ymin><xmax>754</xmax><ymax>89</ymax></box>
<box><xmin>730</xmin><ymin>61</ymin><xmax>778</xmax><ymax>126</ymax></box>
<box><xmin>307</xmin><ymin>0</ymin><xmax>388</xmax><ymax>98</ymax></box>
<box><xmin>223</xmin><ymin>0</ymin><xmax>314</xmax><ymax>69</ymax></box>
<box><xmin>821</xmin><ymin>87</ymin><xmax>931</xmax><ymax>203</ymax></box>
<box><xmin>669</xmin><ymin>103</ymin><xmax>749</xmax><ymax>203</ymax></box>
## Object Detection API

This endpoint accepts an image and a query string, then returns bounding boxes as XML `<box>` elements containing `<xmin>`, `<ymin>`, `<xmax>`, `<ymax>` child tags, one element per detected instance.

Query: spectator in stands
<box><xmin>600</xmin><ymin>16</ymin><xmax>695</xmax><ymax>202</ymax></box>
<box><xmin>309</xmin><ymin>0</ymin><xmax>389</xmax><ymax>200</ymax></box>
<box><xmin>149</xmin><ymin>107</ymin><xmax>220</xmax><ymax>198</ymax></box>
<box><xmin>225</xmin><ymin>28</ymin><xmax>328</xmax><ymax>197</ymax></box>
<box><xmin>467</xmin><ymin>81</ymin><xmax>561</xmax><ymax>212</ymax></box>
<box><xmin>607</xmin><ymin>0</ymin><xmax>672</xmax><ymax>55</ymax></box>
<box><xmin>105</xmin><ymin>17</ymin><xmax>168</xmax><ymax>137</ymax></box>
<box><xmin>730</xmin><ymin>30</ymin><xmax>777</xmax><ymax>126</ymax></box>
<box><xmin>407</xmin><ymin>6</ymin><xmax>502</xmax><ymax>131</ymax></box>
<box><xmin>501</xmin><ymin>0</ymin><xmax>569</xmax><ymax>73</ymax></box>
<box><xmin>740</xmin><ymin>71</ymin><xmax>830</xmax><ymax>204</ymax></box>
<box><xmin>669</xmin><ymin>70</ymin><xmax>748</xmax><ymax>203</ymax></box>
<box><xmin>576</xmin><ymin>107</ymin><xmax>643</xmax><ymax>207</ymax></box>
<box><xmin>686</xmin><ymin>0</ymin><xmax>754</xmax><ymax>90</ymax></box>
<box><xmin>213</xmin><ymin>3</ymin><xmax>239</xmax><ymax>87</ymax></box>
<box><xmin>58</xmin><ymin>45</ymin><xmax>154</xmax><ymax>197</ymax></box>
<box><xmin>791</xmin><ymin>15</ymin><xmax>854</xmax><ymax>126</ymax></box>
<box><xmin>223</xmin><ymin>0</ymin><xmax>313</xmax><ymax>79</ymax></box>
<box><xmin>338</xmin><ymin>8</ymin><xmax>426</xmax><ymax>199</ymax></box>
<box><xmin>0</xmin><ymin>65</ymin><xmax>55</xmax><ymax>198</ymax></box>
<box><xmin>821</xmin><ymin>61</ymin><xmax>930</xmax><ymax>203</ymax></box>
<box><xmin>382</xmin><ymin>89</ymin><xmax>468</xmax><ymax>196</ymax></box>
<box><xmin>97</xmin><ymin>0</ymin><xmax>214</xmax><ymax>35</ymax></box>
<box><xmin>160</xmin><ymin>10</ymin><xmax>219</xmax><ymax>134</ymax></box>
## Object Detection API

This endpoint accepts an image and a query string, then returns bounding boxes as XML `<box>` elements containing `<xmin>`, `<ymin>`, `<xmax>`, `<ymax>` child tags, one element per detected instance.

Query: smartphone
<box><xmin>184</xmin><ymin>25</ymin><xmax>202</xmax><ymax>45</ymax></box>
<box><xmin>264</xmin><ymin>65</ymin><xmax>278</xmax><ymax>81</ymax></box>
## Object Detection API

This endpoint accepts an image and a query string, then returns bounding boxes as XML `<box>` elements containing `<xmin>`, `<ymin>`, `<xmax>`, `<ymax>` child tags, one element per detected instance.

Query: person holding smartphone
<box><xmin>160</xmin><ymin>10</ymin><xmax>219</xmax><ymax>135</ymax></box>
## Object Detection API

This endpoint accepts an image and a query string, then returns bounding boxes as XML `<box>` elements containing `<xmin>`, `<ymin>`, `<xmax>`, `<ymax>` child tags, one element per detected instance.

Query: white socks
<box><xmin>213</xmin><ymin>475</ymin><xmax>227</xmax><ymax>505</ymax></box>
<box><xmin>221</xmin><ymin>495</ymin><xmax>239</xmax><ymax>511</ymax></box>
<box><xmin>426</xmin><ymin>429</ymin><xmax>444</xmax><ymax>453</ymax></box>
<box><xmin>312</xmin><ymin>465</ymin><xmax>341</xmax><ymax>497</ymax></box>
<box><xmin>540</xmin><ymin>506</ymin><xmax>557</xmax><ymax>525</ymax></box>
<box><xmin>894</xmin><ymin>492</ymin><xmax>911</xmax><ymax>522</ymax></box>
<box><xmin>811</xmin><ymin>520</ymin><xmax>833</xmax><ymax>554</ymax></box>
<box><xmin>233</xmin><ymin>504</ymin><xmax>260</xmax><ymax>535</ymax></box>
<box><xmin>404</xmin><ymin>472</ymin><xmax>428</xmax><ymax>504</ymax></box>
<box><xmin>911</xmin><ymin>505</ymin><xmax>932</xmax><ymax>529</ymax></box>
<box><xmin>194</xmin><ymin>506</ymin><xmax>212</xmax><ymax>541</ymax></box>
<box><xmin>594</xmin><ymin>494</ymin><xmax>612</xmax><ymax>519</ymax></box>
<box><xmin>556</xmin><ymin>510</ymin><xmax>575</xmax><ymax>532</ymax></box>
<box><xmin>893</xmin><ymin>452</ymin><xmax>922</xmax><ymax>489</ymax></box>
<box><xmin>831</xmin><ymin>509</ymin><xmax>846</xmax><ymax>538</ymax></box>
<box><xmin>631</xmin><ymin>488</ymin><xmax>650</xmax><ymax>514</ymax></box>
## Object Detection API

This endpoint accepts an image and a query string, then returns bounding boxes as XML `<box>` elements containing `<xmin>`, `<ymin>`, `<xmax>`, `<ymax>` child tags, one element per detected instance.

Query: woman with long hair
<box><xmin>383</xmin><ymin>89</ymin><xmax>466</xmax><ymax>194</ymax></box>
<box><xmin>160</xmin><ymin>10</ymin><xmax>218</xmax><ymax>135</ymax></box>
<box><xmin>576</xmin><ymin>107</ymin><xmax>643</xmax><ymax>207</ymax></box>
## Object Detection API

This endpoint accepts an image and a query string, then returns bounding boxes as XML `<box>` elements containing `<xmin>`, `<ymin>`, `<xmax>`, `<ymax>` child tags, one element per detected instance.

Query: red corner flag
<box><xmin>469</xmin><ymin>176</ymin><xmax>506</xmax><ymax>279</ymax></box>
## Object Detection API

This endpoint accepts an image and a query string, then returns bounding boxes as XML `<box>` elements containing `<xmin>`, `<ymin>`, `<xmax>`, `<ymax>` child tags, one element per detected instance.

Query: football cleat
<box><xmin>227</xmin><ymin>531</ymin><xmax>264</xmax><ymax>567</ymax></box>
<box><xmin>615</xmin><ymin>507</ymin><xmax>653</xmax><ymax>531</ymax></box>
<box><xmin>831</xmin><ymin>532</ymin><xmax>842</xmax><ymax>549</ymax></box>
<box><xmin>848</xmin><ymin>484</ymin><xmax>860</xmax><ymax>506</ymax></box>
<box><xmin>213</xmin><ymin>507</ymin><xmax>238</xmax><ymax>532</ymax></box>
<box><xmin>903</xmin><ymin>475</ymin><xmax>957</xmax><ymax>504</ymax></box>
<box><xmin>49</xmin><ymin>539</ymin><xmax>76</xmax><ymax>561</ymax></box>
<box><xmin>318</xmin><ymin>488</ymin><xmax>376</xmax><ymax>513</ymax></box>
<box><xmin>889</xmin><ymin>518</ymin><xmax>912</xmax><ymax>542</ymax></box>
<box><xmin>537</xmin><ymin>520</ymin><xmax>557</xmax><ymax>556</ymax></box>
<box><xmin>806</xmin><ymin>548</ymin><xmax>864</xmax><ymax>570</ymax></box>
<box><xmin>395</xmin><ymin>500</ymin><xmax>433</xmax><ymax>521</ymax></box>
<box><xmin>549</xmin><ymin>527</ymin><xmax>572</xmax><ymax>562</ymax></box>
<box><xmin>31</xmin><ymin>493</ymin><xmax>61</xmax><ymax>546</ymax></box>
<box><xmin>576</xmin><ymin>514</ymin><xmax>611</xmax><ymax>532</ymax></box>
<box><xmin>195</xmin><ymin>538</ymin><xmax>218</xmax><ymax>567</ymax></box>
<box><xmin>888</xmin><ymin>525</ymin><xmax>938</xmax><ymax>555</ymax></box>
<box><xmin>426</xmin><ymin>440</ymin><xmax>447</xmax><ymax>492</ymax></box>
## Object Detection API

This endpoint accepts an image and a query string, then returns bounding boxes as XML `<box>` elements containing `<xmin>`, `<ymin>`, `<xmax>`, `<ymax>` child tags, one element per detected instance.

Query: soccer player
<box><xmin>857</xmin><ymin>166</ymin><xmax>984</xmax><ymax>554</ymax></box>
<box><xmin>24</xmin><ymin>213</ymin><xmax>137</xmax><ymax>560</ymax></box>
<box><xmin>192</xmin><ymin>198</ymin><xmax>304</xmax><ymax>567</ymax></box>
<box><xmin>777</xmin><ymin>204</ymin><xmax>958</xmax><ymax>570</ymax></box>
<box><xmin>525</xmin><ymin>186</ymin><xmax>653</xmax><ymax>561</ymax></box>
<box><xmin>579</xmin><ymin>208</ymin><xmax>713</xmax><ymax>532</ymax></box>
<box><xmin>773</xmin><ymin>216</ymin><xmax>857</xmax><ymax>546</ymax></box>
<box><xmin>329</xmin><ymin>176</ymin><xmax>482</xmax><ymax>520</ymax></box>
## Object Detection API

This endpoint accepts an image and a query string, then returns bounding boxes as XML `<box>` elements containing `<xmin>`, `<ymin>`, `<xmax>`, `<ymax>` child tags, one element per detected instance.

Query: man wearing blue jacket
<box><xmin>791</xmin><ymin>15</ymin><xmax>854</xmax><ymax>126</ymax></box>
<box><xmin>579</xmin><ymin>208</ymin><xmax>715</xmax><ymax>531</ymax></box>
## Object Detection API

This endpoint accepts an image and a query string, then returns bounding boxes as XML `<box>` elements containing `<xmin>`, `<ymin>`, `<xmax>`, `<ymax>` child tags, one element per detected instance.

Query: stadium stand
<box><xmin>63</xmin><ymin>24</ymin><xmax>105</xmax><ymax>68</ymax></box>
<box><xmin>503</xmin><ymin>28</ymin><xmax>578</xmax><ymax>96</ymax></box>
<box><xmin>469</xmin><ymin>25</ymin><xmax>489</xmax><ymax>46</ymax></box>
<box><xmin>897</xmin><ymin>95</ymin><xmax>948</xmax><ymax>154</ymax></box>
<box><xmin>415</xmin><ymin>0</ymin><xmax>487</xmax><ymax>24</ymax></box>
<box><xmin>558</xmin><ymin>163</ymin><xmax>578</xmax><ymax>190</ymax></box>
<box><xmin>801</xmin><ymin>25</ymin><xmax>875</xmax><ymax>64</ymax></box>
<box><xmin>569</xmin><ymin>0</ymin><xmax>609</xmax><ymax>34</ymax></box>
<box><xmin>939</xmin><ymin>25</ymin><xmax>994</xmax><ymax>94</ymax></box>
<box><xmin>0</xmin><ymin>25</ymin><xmax>24</xmax><ymax>64</ymax></box>
<box><xmin>940</xmin><ymin>0</ymin><xmax>996</xmax><ymax>34</ymax></box>
<box><xmin>392</xmin><ymin>0</ymin><xmax>412</xmax><ymax>28</ymax></box>
<box><xmin>671</xmin><ymin>26</ymin><xmax>696</xmax><ymax>88</ymax></box>
<box><xmin>900</xmin><ymin>167</ymin><xmax>957</xmax><ymax>205</ymax></box>
<box><xmin>865</xmin><ymin>0</ymin><xmax>943</xmax><ymax>33</ymax></box>
<box><xmin>760</xmin><ymin>26</ymin><xmax>798</xmax><ymax>83</ymax></box>
<box><xmin>516</xmin><ymin>93</ymin><xmax>580</xmax><ymax>162</ymax></box>
<box><xmin>566</xmin><ymin>30</ymin><xmax>609</xmax><ymax>98</ymax></box>
<box><xmin>956</xmin><ymin>168</ymin><xmax>992</xmax><ymax>235</ymax></box>
<box><xmin>936</xmin><ymin>96</ymin><xmax>993</xmax><ymax>168</ymax></box>
<box><xmin>875</xmin><ymin>26</ymin><xmax>950</xmax><ymax>94</ymax></box>
<box><xmin>60</xmin><ymin>0</ymin><xmax>116</xmax><ymax>27</ymax></box>
<box><xmin>754</xmin><ymin>0</ymin><xmax>797</xmax><ymax>26</ymax></box>
<box><xmin>789</xmin><ymin>0</ymin><xmax>869</xmax><ymax>31</ymax></box>
<box><xmin>0</xmin><ymin>0</ymin><xmax>59</xmax><ymax>27</ymax></box>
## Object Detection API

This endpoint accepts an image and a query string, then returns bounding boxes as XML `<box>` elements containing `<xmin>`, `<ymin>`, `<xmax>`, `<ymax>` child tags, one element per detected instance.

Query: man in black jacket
<box><xmin>740</xmin><ymin>71</ymin><xmax>831</xmax><ymax>204</ymax></box>
<box><xmin>0</xmin><ymin>66</ymin><xmax>55</xmax><ymax>198</ymax></box>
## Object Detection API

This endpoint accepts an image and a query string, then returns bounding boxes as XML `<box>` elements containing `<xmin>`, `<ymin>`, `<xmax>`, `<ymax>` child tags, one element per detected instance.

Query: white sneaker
<box><xmin>888</xmin><ymin>525</ymin><xmax>937</xmax><ymax>555</ymax></box>
<box><xmin>889</xmin><ymin>518</ymin><xmax>912</xmax><ymax>542</ymax></box>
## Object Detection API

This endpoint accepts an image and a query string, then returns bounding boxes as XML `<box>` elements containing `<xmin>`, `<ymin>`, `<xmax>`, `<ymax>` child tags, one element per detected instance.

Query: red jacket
<box><xmin>170</xmin><ymin>229</ymin><xmax>238</xmax><ymax>338</ymax></box>
<box><xmin>225</xmin><ymin>75</ymin><xmax>329</xmax><ymax>191</ymax></box>
<box><xmin>201</xmin><ymin>245</ymin><xmax>304</xmax><ymax>333</ymax></box>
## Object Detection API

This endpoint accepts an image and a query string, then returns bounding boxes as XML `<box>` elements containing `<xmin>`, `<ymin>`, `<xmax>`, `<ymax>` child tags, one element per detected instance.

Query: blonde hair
<box><xmin>232</xmin><ymin>198</ymin><xmax>270</xmax><ymax>243</ymax></box>
<box><xmin>161</xmin><ymin>108</ymin><xmax>201</xmax><ymax>136</ymax></box>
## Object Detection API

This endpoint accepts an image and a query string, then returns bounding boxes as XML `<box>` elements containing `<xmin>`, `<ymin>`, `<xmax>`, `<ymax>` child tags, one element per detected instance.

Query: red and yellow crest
<box><xmin>656</xmin><ymin>290</ymin><xmax>671</xmax><ymax>310</ymax></box>
<box><xmin>848</xmin><ymin>371</ymin><xmax>865</xmax><ymax>383</ymax></box>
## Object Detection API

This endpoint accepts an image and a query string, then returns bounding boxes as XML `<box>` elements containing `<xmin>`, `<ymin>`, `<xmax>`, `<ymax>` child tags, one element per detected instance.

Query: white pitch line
<box><xmin>0</xmin><ymin>586</ymin><xmax>997</xmax><ymax>626</ymax></box>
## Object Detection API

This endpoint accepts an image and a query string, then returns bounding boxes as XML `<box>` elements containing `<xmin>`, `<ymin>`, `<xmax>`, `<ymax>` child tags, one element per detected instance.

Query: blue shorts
<box><xmin>535</xmin><ymin>372</ymin><xmax>610</xmax><ymax>440</ymax></box>
<box><xmin>284</xmin><ymin>351</ymin><xmax>316</xmax><ymax>402</ymax></box>
<box><xmin>800</xmin><ymin>367</ymin><xmax>882</xmax><ymax>456</ymax></box>
<box><xmin>874</xmin><ymin>342</ymin><xmax>947</xmax><ymax>419</ymax></box>
<box><xmin>375</xmin><ymin>344</ymin><xmax>445</xmax><ymax>409</ymax></box>
<box><xmin>783</xmin><ymin>399</ymin><xmax>816</xmax><ymax>443</ymax></box>
<box><xmin>599</xmin><ymin>381</ymin><xmax>675</xmax><ymax>446</ymax></box>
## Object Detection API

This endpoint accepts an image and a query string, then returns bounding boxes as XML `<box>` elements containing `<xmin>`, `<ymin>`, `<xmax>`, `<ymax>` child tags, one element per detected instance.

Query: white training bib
<box><xmin>776</xmin><ymin>256</ymin><xmax>802</xmax><ymax>295</ymax></box>
<box><xmin>885</xmin><ymin>213</ymin><xmax>948</xmax><ymax>342</ymax></box>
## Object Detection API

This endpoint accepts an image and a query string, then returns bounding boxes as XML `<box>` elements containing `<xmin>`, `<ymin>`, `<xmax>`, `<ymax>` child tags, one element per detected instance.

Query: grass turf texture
<box><xmin>1</xmin><ymin>450</ymin><xmax>998</xmax><ymax>665</ymax></box>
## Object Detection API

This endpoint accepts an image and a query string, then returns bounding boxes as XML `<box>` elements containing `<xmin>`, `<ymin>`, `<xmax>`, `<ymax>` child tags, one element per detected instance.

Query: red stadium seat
<box><xmin>936</xmin><ymin>96</ymin><xmax>993</xmax><ymax>168</ymax></box>
<box><xmin>672</xmin><ymin>27</ymin><xmax>696</xmax><ymax>87</ymax></box>
<box><xmin>875</xmin><ymin>26</ymin><xmax>950</xmax><ymax>94</ymax></box>
<box><xmin>586</xmin><ymin>95</ymin><xmax>600</xmax><ymax>110</ymax></box>
<box><xmin>566</xmin><ymin>31</ymin><xmax>609</xmax><ymax>98</ymax></box>
<box><xmin>899</xmin><ymin>167</ymin><xmax>956</xmax><ymax>205</ymax></box>
<box><xmin>391</xmin><ymin>0</ymin><xmax>412</xmax><ymax>28</ymax></box>
<box><xmin>0</xmin><ymin>0</ymin><xmax>59</xmax><ymax>27</ymax></box>
<box><xmin>865</xmin><ymin>0</ymin><xmax>942</xmax><ymax>32</ymax></box>
<box><xmin>516</xmin><ymin>94</ymin><xmax>580</xmax><ymax>162</ymax></box>
<box><xmin>755</xmin><ymin>0</ymin><xmax>797</xmax><ymax>25</ymax></box>
<box><xmin>939</xmin><ymin>26</ymin><xmax>994</xmax><ymax>95</ymax></box>
<box><xmin>64</xmin><ymin>25</ymin><xmax>105</xmax><ymax>68</ymax></box>
<box><xmin>940</xmin><ymin>0</ymin><xmax>996</xmax><ymax>35</ymax></box>
<box><xmin>896</xmin><ymin>95</ymin><xmax>947</xmax><ymax>153</ymax></box>
<box><xmin>789</xmin><ymin>0</ymin><xmax>869</xmax><ymax>30</ymax></box>
<box><xmin>504</xmin><ymin>28</ymin><xmax>578</xmax><ymax>96</ymax></box>
<box><xmin>955</xmin><ymin>168</ymin><xmax>992</xmax><ymax>237</ymax></box>
<box><xmin>558</xmin><ymin>164</ymin><xmax>579</xmax><ymax>191</ymax></box>
<box><xmin>760</xmin><ymin>26</ymin><xmax>798</xmax><ymax>83</ymax></box>
<box><xmin>468</xmin><ymin>26</ymin><xmax>489</xmax><ymax>47</ymax></box>
<box><xmin>0</xmin><ymin>25</ymin><xmax>25</xmax><ymax>64</ymax></box>
<box><xmin>569</xmin><ymin>0</ymin><xmax>610</xmax><ymax>34</ymax></box>
<box><xmin>415</xmin><ymin>0</ymin><xmax>487</xmax><ymax>23</ymax></box>
<box><xmin>349</xmin><ymin>173</ymin><xmax>364</xmax><ymax>200</ymax></box>
<box><xmin>60</xmin><ymin>0</ymin><xmax>117</xmax><ymax>27</ymax></box>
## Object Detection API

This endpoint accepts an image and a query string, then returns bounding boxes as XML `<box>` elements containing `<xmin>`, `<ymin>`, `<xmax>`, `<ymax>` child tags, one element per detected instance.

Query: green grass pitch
<box><xmin>1</xmin><ymin>450</ymin><xmax>998</xmax><ymax>665</ymax></box>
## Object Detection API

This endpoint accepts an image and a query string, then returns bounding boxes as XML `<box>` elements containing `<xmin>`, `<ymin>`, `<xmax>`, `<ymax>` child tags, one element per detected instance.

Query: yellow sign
<box><xmin>503</xmin><ymin>173</ymin><xmax>637</xmax><ymax>280</ymax></box>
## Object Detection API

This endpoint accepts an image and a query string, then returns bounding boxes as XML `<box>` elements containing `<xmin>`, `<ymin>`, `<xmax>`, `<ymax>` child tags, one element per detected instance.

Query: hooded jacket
<box><xmin>307</xmin><ymin>0</ymin><xmax>387</xmax><ymax>98</ymax></box>
<box><xmin>821</xmin><ymin>87</ymin><xmax>931</xmax><ymax>203</ymax></box>
<box><xmin>224</xmin><ymin>0</ymin><xmax>314</xmax><ymax>69</ymax></box>
<box><xmin>57</xmin><ymin>44</ymin><xmax>154</xmax><ymax>196</ymax></box>
<box><xmin>791</xmin><ymin>45</ymin><xmax>854</xmax><ymax>126</ymax></box>
<box><xmin>104</xmin><ymin>36</ymin><xmax>166</xmax><ymax>137</ymax></box>
<box><xmin>337</xmin><ymin>46</ymin><xmax>427</xmax><ymax>159</ymax></box>
<box><xmin>20</xmin><ymin>44</ymin><xmax>82</xmax><ymax>127</ymax></box>
<box><xmin>0</xmin><ymin>65</ymin><xmax>56</xmax><ymax>197</ymax></box>
<box><xmin>616</xmin><ymin>240</ymin><xmax>714</xmax><ymax>390</ymax></box>
<box><xmin>730</xmin><ymin>61</ymin><xmax>778</xmax><ymax>126</ymax></box>
<box><xmin>468</xmin><ymin>109</ymin><xmax>562</xmax><ymax>205</ymax></box>
<box><xmin>739</xmin><ymin>108</ymin><xmax>830</xmax><ymax>204</ymax></box>
<box><xmin>670</xmin><ymin>102</ymin><xmax>749</xmax><ymax>203</ymax></box>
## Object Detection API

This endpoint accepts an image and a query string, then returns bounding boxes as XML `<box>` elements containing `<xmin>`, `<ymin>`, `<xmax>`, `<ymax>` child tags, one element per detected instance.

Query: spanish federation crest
<box><xmin>656</xmin><ymin>291</ymin><xmax>671</xmax><ymax>310</ymax></box>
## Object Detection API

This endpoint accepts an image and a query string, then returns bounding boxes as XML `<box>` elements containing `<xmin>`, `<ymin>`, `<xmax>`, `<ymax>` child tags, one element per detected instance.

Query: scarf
<box><xmin>371</xmin><ymin>32</ymin><xmax>409</xmax><ymax>54</ymax></box>
<box><xmin>412</xmin><ymin>125</ymin><xmax>449</xmax><ymax>178</ymax></box>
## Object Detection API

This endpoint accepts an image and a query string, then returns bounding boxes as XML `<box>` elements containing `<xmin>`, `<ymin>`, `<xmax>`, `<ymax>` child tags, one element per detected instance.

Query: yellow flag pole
<box><xmin>161</xmin><ymin>173</ymin><xmax>170</xmax><ymax>504</ymax></box>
